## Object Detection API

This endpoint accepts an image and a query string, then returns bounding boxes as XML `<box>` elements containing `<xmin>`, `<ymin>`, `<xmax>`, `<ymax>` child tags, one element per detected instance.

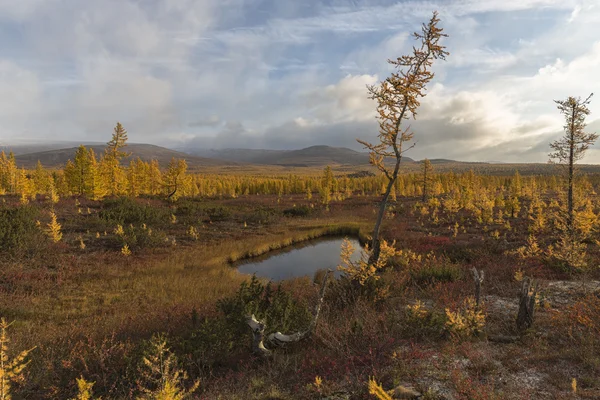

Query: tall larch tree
<box><xmin>549</xmin><ymin>94</ymin><xmax>598</xmax><ymax>235</ymax></box>
<box><xmin>73</xmin><ymin>145</ymin><xmax>92</xmax><ymax>196</ymax></box>
<box><xmin>358</xmin><ymin>11</ymin><xmax>448</xmax><ymax>263</ymax></box>
<box><xmin>104</xmin><ymin>122</ymin><xmax>131</xmax><ymax>196</ymax></box>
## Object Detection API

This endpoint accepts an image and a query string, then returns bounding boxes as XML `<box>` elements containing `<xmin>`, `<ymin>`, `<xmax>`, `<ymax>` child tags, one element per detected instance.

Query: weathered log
<box><xmin>247</xmin><ymin>270</ymin><xmax>332</xmax><ymax>356</ymax></box>
<box><xmin>247</xmin><ymin>314</ymin><xmax>272</xmax><ymax>357</ymax></box>
<box><xmin>471</xmin><ymin>267</ymin><xmax>484</xmax><ymax>307</ymax></box>
<box><xmin>516</xmin><ymin>278</ymin><xmax>537</xmax><ymax>331</ymax></box>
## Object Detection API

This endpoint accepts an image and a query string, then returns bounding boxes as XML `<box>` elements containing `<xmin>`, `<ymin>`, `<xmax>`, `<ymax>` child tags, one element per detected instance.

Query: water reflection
<box><xmin>236</xmin><ymin>237</ymin><xmax>362</xmax><ymax>281</ymax></box>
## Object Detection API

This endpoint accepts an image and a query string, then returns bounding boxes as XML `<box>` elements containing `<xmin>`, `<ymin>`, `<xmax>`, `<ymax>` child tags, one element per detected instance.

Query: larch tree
<box><xmin>164</xmin><ymin>158</ymin><xmax>188</xmax><ymax>200</ymax></box>
<box><xmin>358</xmin><ymin>11</ymin><xmax>448</xmax><ymax>263</ymax></box>
<box><xmin>421</xmin><ymin>158</ymin><xmax>434</xmax><ymax>202</ymax></box>
<box><xmin>33</xmin><ymin>161</ymin><xmax>50</xmax><ymax>195</ymax></box>
<box><xmin>549</xmin><ymin>94</ymin><xmax>598</xmax><ymax>235</ymax></box>
<box><xmin>549</xmin><ymin>94</ymin><xmax>598</xmax><ymax>273</ymax></box>
<box><xmin>74</xmin><ymin>145</ymin><xmax>92</xmax><ymax>196</ymax></box>
<box><xmin>104</xmin><ymin>122</ymin><xmax>131</xmax><ymax>196</ymax></box>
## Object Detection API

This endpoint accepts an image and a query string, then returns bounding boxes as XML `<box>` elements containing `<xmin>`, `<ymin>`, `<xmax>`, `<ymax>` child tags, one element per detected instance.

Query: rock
<box><xmin>390</xmin><ymin>384</ymin><xmax>422</xmax><ymax>399</ymax></box>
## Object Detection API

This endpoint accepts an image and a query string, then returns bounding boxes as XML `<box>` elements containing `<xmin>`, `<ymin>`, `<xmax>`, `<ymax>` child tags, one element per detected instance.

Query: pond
<box><xmin>236</xmin><ymin>237</ymin><xmax>363</xmax><ymax>281</ymax></box>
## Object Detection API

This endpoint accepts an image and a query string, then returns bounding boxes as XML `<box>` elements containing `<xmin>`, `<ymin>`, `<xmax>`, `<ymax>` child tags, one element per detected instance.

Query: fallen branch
<box><xmin>247</xmin><ymin>315</ymin><xmax>272</xmax><ymax>357</ymax></box>
<box><xmin>247</xmin><ymin>270</ymin><xmax>332</xmax><ymax>356</ymax></box>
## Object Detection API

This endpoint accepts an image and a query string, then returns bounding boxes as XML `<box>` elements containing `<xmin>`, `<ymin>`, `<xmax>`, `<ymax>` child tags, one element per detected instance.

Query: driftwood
<box><xmin>247</xmin><ymin>270</ymin><xmax>332</xmax><ymax>357</ymax></box>
<box><xmin>471</xmin><ymin>268</ymin><xmax>484</xmax><ymax>307</ymax></box>
<box><xmin>516</xmin><ymin>278</ymin><xmax>537</xmax><ymax>331</ymax></box>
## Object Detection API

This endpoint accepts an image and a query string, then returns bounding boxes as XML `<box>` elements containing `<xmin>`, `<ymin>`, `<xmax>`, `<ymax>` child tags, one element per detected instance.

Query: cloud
<box><xmin>0</xmin><ymin>0</ymin><xmax>599</xmax><ymax>165</ymax></box>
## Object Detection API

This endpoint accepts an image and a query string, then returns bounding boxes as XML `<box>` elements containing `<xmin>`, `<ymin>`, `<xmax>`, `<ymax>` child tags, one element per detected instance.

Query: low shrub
<box><xmin>283</xmin><ymin>205</ymin><xmax>312</xmax><ymax>217</ymax></box>
<box><xmin>204</xmin><ymin>206</ymin><xmax>232</xmax><ymax>222</ymax></box>
<box><xmin>409</xmin><ymin>255</ymin><xmax>463</xmax><ymax>286</ymax></box>
<box><xmin>99</xmin><ymin>197</ymin><xmax>170</xmax><ymax>225</ymax></box>
<box><xmin>0</xmin><ymin>205</ymin><xmax>46</xmax><ymax>256</ymax></box>
<box><xmin>217</xmin><ymin>275</ymin><xmax>312</xmax><ymax>344</ymax></box>
<box><xmin>244</xmin><ymin>206</ymin><xmax>279</xmax><ymax>224</ymax></box>
<box><xmin>117</xmin><ymin>225</ymin><xmax>168</xmax><ymax>250</ymax></box>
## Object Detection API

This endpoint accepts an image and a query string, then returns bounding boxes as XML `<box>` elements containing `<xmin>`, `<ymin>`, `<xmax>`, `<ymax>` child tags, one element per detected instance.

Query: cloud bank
<box><xmin>0</xmin><ymin>0</ymin><xmax>598</xmax><ymax>162</ymax></box>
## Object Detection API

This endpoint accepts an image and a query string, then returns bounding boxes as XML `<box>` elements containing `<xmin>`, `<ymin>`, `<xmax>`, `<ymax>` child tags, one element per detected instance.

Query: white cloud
<box><xmin>0</xmin><ymin>0</ymin><xmax>599</xmax><ymax>164</ymax></box>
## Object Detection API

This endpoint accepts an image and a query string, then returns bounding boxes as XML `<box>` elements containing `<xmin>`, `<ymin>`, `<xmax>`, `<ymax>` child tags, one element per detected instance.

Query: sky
<box><xmin>0</xmin><ymin>0</ymin><xmax>599</xmax><ymax>162</ymax></box>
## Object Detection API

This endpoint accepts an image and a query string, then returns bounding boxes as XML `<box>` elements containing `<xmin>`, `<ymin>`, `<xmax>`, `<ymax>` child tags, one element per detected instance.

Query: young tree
<box><xmin>104</xmin><ymin>122</ymin><xmax>131</xmax><ymax>196</ymax></box>
<box><xmin>163</xmin><ymin>158</ymin><xmax>188</xmax><ymax>200</ymax></box>
<box><xmin>106</xmin><ymin>122</ymin><xmax>131</xmax><ymax>160</ymax></box>
<box><xmin>358</xmin><ymin>11</ymin><xmax>448</xmax><ymax>262</ymax></box>
<box><xmin>549</xmin><ymin>94</ymin><xmax>598</xmax><ymax>235</ymax></box>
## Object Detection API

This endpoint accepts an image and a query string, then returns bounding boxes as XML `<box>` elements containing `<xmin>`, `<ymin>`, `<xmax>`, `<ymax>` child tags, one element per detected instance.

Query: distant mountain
<box><xmin>190</xmin><ymin>145</ymin><xmax>415</xmax><ymax>166</ymax></box>
<box><xmin>0</xmin><ymin>141</ymin><xmax>103</xmax><ymax>156</ymax></box>
<box><xmin>14</xmin><ymin>143</ymin><xmax>234</xmax><ymax>169</ymax></box>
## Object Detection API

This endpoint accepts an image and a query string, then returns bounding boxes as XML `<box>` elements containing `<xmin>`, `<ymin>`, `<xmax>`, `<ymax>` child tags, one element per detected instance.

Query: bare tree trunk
<box><xmin>567</xmin><ymin>105</ymin><xmax>576</xmax><ymax>235</ymax></box>
<box><xmin>471</xmin><ymin>268</ymin><xmax>484</xmax><ymax>307</ymax></box>
<box><xmin>516</xmin><ymin>278</ymin><xmax>537</xmax><ymax>332</ymax></box>
<box><xmin>370</xmin><ymin>161</ymin><xmax>401</xmax><ymax>264</ymax></box>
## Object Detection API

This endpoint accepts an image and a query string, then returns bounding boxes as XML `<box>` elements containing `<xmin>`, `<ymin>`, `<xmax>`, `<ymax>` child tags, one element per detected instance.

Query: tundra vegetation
<box><xmin>0</xmin><ymin>12</ymin><xmax>599</xmax><ymax>400</ymax></box>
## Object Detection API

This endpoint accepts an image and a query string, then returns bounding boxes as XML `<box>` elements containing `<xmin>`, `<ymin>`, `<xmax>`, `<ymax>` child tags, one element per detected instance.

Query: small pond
<box><xmin>236</xmin><ymin>237</ymin><xmax>363</xmax><ymax>281</ymax></box>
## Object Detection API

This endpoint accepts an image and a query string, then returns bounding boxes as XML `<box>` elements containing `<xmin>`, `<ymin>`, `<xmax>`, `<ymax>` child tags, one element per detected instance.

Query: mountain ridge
<box><xmin>14</xmin><ymin>143</ymin><xmax>235</xmax><ymax>169</ymax></box>
<box><xmin>188</xmin><ymin>145</ymin><xmax>415</xmax><ymax>166</ymax></box>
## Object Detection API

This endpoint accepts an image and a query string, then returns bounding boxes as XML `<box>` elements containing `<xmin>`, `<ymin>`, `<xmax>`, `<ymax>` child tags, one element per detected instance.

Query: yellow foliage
<box><xmin>46</xmin><ymin>210</ymin><xmax>63</xmax><ymax>243</ymax></box>
<box><xmin>337</xmin><ymin>238</ymin><xmax>401</xmax><ymax>285</ymax></box>
<box><xmin>314</xmin><ymin>376</ymin><xmax>322</xmax><ymax>390</ymax></box>
<box><xmin>367</xmin><ymin>378</ymin><xmax>392</xmax><ymax>400</ymax></box>
<box><xmin>70</xmin><ymin>377</ymin><xmax>96</xmax><ymax>400</ymax></box>
<box><xmin>515</xmin><ymin>234</ymin><xmax>541</xmax><ymax>258</ymax></box>
<box><xmin>406</xmin><ymin>300</ymin><xmax>429</xmax><ymax>320</ymax></box>
<box><xmin>137</xmin><ymin>335</ymin><xmax>199</xmax><ymax>400</ymax></box>
<box><xmin>445</xmin><ymin>297</ymin><xmax>485</xmax><ymax>339</ymax></box>
<box><xmin>0</xmin><ymin>318</ymin><xmax>35</xmax><ymax>400</ymax></box>
<box><xmin>114</xmin><ymin>225</ymin><xmax>125</xmax><ymax>236</ymax></box>
<box><xmin>121</xmin><ymin>244</ymin><xmax>132</xmax><ymax>257</ymax></box>
<box><xmin>514</xmin><ymin>269</ymin><xmax>524</xmax><ymax>282</ymax></box>
<box><xmin>187</xmin><ymin>226</ymin><xmax>199</xmax><ymax>240</ymax></box>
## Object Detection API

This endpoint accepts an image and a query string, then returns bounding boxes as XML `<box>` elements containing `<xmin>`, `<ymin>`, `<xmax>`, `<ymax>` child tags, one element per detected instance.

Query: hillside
<box><xmin>0</xmin><ymin>141</ymin><xmax>103</xmax><ymax>156</ymax></box>
<box><xmin>191</xmin><ymin>145</ymin><xmax>416</xmax><ymax>166</ymax></box>
<box><xmin>14</xmin><ymin>143</ymin><xmax>234</xmax><ymax>169</ymax></box>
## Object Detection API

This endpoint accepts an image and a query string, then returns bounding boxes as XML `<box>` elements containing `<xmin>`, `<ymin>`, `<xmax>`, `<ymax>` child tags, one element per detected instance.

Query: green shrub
<box><xmin>173</xmin><ymin>200</ymin><xmax>205</xmax><ymax>217</ymax></box>
<box><xmin>402</xmin><ymin>300</ymin><xmax>447</xmax><ymax>338</ymax></box>
<box><xmin>113</xmin><ymin>225</ymin><xmax>168</xmax><ymax>250</ymax></box>
<box><xmin>217</xmin><ymin>275</ymin><xmax>312</xmax><ymax>343</ymax></box>
<box><xmin>204</xmin><ymin>206</ymin><xmax>232</xmax><ymax>222</ymax></box>
<box><xmin>283</xmin><ymin>205</ymin><xmax>312</xmax><ymax>217</ymax></box>
<box><xmin>409</xmin><ymin>256</ymin><xmax>463</xmax><ymax>286</ymax></box>
<box><xmin>99</xmin><ymin>197</ymin><xmax>170</xmax><ymax>225</ymax></box>
<box><xmin>245</xmin><ymin>206</ymin><xmax>280</xmax><ymax>224</ymax></box>
<box><xmin>0</xmin><ymin>205</ymin><xmax>45</xmax><ymax>255</ymax></box>
<box><xmin>178</xmin><ymin>317</ymin><xmax>237</xmax><ymax>371</ymax></box>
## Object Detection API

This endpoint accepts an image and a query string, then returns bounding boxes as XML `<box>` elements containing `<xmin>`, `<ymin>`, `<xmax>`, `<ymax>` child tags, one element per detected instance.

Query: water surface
<box><xmin>237</xmin><ymin>237</ymin><xmax>362</xmax><ymax>281</ymax></box>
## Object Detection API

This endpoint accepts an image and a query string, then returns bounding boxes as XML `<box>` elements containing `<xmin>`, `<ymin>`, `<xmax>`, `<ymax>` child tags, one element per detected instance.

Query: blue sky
<box><xmin>0</xmin><ymin>0</ymin><xmax>599</xmax><ymax>162</ymax></box>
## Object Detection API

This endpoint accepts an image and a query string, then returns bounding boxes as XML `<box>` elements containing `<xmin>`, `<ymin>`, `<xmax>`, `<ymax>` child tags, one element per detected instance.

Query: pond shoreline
<box><xmin>226</xmin><ymin>223</ymin><xmax>369</xmax><ymax>264</ymax></box>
